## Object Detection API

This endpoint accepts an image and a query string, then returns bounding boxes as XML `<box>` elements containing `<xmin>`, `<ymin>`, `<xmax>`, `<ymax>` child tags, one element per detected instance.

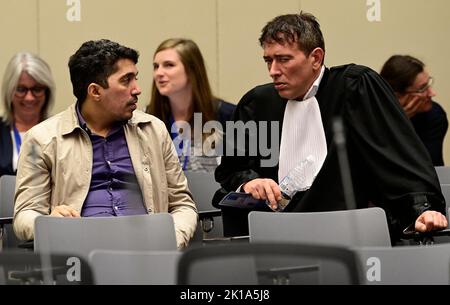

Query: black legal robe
<box><xmin>215</xmin><ymin>64</ymin><xmax>445</xmax><ymax>239</ymax></box>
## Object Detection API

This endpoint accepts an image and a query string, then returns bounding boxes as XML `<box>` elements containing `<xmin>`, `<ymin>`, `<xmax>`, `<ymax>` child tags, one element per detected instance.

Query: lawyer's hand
<box><xmin>414</xmin><ymin>210</ymin><xmax>448</xmax><ymax>232</ymax></box>
<box><xmin>243</xmin><ymin>178</ymin><xmax>282</xmax><ymax>210</ymax></box>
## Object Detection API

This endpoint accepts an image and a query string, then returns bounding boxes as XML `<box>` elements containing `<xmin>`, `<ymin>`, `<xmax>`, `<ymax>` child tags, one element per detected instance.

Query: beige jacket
<box><xmin>13</xmin><ymin>103</ymin><xmax>198</xmax><ymax>249</ymax></box>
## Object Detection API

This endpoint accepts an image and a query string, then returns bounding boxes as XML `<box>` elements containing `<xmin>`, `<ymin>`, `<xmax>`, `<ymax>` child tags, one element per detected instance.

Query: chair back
<box><xmin>184</xmin><ymin>171</ymin><xmax>220</xmax><ymax>211</ymax></box>
<box><xmin>89</xmin><ymin>249</ymin><xmax>181</xmax><ymax>284</ymax></box>
<box><xmin>440</xmin><ymin>184</ymin><xmax>450</xmax><ymax>219</ymax></box>
<box><xmin>34</xmin><ymin>214</ymin><xmax>177</xmax><ymax>260</ymax></box>
<box><xmin>435</xmin><ymin>166</ymin><xmax>450</xmax><ymax>184</ymax></box>
<box><xmin>0</xmin><ymin>175</ymin><xmax>16</xmax><ymax>217</ymax></box>
<box><xmin>356</xmin><ymin>244</ymin><xmax>450</xmax><ymax>284</ymax></box>
<box><xmin>184</xmin><ymin>170</ymin><xmax>223</xmax><ymax>241</ymax></box>
<box><xmin>177</xmin><ymin>243</ymin><xmax>361</xmax><ymax>285</ymax></box>
<box><xmin>249</xmin><ymin>207</ymin><xmax>391</xmax><ymax>247</ymax></box>
<box><xmin>0</xmin><ymin>175</ymin><xmax>18</xmax><ymax>249</ymax></box>
<box><xmin>0</xmin><ymin>251</ymin><xmax>93</xmax><ymax>285</ymax></box>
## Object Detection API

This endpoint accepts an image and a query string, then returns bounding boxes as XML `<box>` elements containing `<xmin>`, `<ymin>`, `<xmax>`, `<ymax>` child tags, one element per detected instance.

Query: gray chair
<box><xmin>356</xmin><ymin>243</ymin><xmax>450</xmax><ymax>284</ymax></box>
<box><xmin>184</xmin><ymin>171</ymin><xmax>223</xmax><ymax>242</ymax></box>
<box><xmin>440</xmin><ymin>184</ymin><xmax>450</xmax><ymax>218</ymax></box>
<box><xmin>249</xmin><ymin>207</ymin><xmax>391</xmax><ymax>247</ymax></box>
<box><xmin>0</xmin><ymin>175</ymin><xmax>19</xmax><ymax>249</ymax></box>
<box><xmin>0</xmin><ymin>251</ymin><xmax>93</xmax><ymax>285</ymax></box>
<box><xmin>34</xmin><ymin>213</ymin><xmax>177</xmax><ymax>260</ymax></box>
<box><xmin>89</xmin><ymin>249</ymin><xmax>181</xmax><ymax>285</ymax></box>
<box><xmin>0</xmin><ymin>175</ymin><xmax>15</xmax><ymax>218</ymax></box>
<box><xmin>177</xmin><ymin>243</ymin><xmax>361</xmax><ymax>285</ymax></box>
<box><xmin>435</xmin><ymin>166</ymin><xmax>450</xmax><ymax>184</ymax></box>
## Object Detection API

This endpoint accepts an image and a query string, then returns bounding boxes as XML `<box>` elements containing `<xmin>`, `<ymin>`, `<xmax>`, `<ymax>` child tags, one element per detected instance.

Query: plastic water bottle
<box><xmin>269</xmin><ymin>155</ymin><xmax>316</xmax><ymax>212</ymax></box>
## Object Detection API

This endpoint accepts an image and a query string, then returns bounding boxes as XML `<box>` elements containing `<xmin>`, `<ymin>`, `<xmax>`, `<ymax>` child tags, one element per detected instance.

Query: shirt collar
<box><xmin>75</xmin><ymin>102</ymin><xmax>125</xmax><ymax>136</ymax></box>
<box><xmin>75</xmin><ymin>101</ymin><xmax>90</xmax><ymax>134</ymax></box>
<box><xmin>298</xmin><ymin>65</ymin><xmax>326</xmax><ymax>101</ymax></box>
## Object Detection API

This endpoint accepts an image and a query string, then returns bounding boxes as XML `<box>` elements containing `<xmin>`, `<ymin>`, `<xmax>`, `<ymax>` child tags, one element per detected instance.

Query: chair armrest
<box><xmin>0</xmin><ymin>217</ymin><xmax>13</xmax><ymax>226</ymax></box>
<box><xmin>198</xmin><ymin>210</ymin><xmax>222</xmax><ymax>234</ymax></box>
<box><xmin>198</xmin><ymin>210</ymin><xmax>222</xmax><ymax>219</ymax></box>
<box><xmin>401</xmin><ymin>228</ymin><xmax>450</xmax><ymax>244</ymax></box>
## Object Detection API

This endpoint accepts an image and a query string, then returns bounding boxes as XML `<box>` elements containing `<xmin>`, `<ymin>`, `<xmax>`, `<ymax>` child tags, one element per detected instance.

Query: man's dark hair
<box><xmin>259</xmin><ymin>12</ymin><xmax>325</xmax><ymax>58</ymax></box>
<box><xmin>380</xmin><ymin>55</ymin><xmax>425</xmax><ymax>94</ymax></box>
<box><xmin>68</xmin><ymin>39</ymin><xmax>139</xmax><ymax>103</ymax></box>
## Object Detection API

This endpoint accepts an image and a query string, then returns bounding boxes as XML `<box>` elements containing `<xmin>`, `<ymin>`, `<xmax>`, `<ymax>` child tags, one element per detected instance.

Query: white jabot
<box><xmin>278</xmin><ymin>66</ymin><xmax>327</xmax><ymax>186</ymax></box>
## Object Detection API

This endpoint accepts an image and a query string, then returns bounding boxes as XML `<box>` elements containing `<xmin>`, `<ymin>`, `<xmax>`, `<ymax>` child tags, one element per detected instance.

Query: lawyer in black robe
<box><xmin>215</xmin><ymin>64</ymin><xmax>445</xmax><ymax>241</ymax></box>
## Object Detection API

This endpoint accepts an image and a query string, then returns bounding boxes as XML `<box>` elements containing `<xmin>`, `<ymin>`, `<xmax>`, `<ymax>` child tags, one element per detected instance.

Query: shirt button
<box><xmin>144</xmin><ymin>167</ymin><xmax>149</xmax><ymax>172</ymax></box>
<box><xmin>109</xmin><ymin>187</ymin><xmax>113</xmax><ymax>191</ymax></box>
<box><xmin>107</xmin><ymin>160</ymin><xmax>111</xmax><ymax>165</ymax></box>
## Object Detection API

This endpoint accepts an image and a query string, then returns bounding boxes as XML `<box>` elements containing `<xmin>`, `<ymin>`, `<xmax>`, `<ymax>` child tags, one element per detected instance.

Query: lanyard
<box><xmin>169</xmin><ymin>115</ymin><xmax>189</xmax><ymax>170</ymax></box>
<box><xmin>13</xmin><ymin>124</ymin><xmax>22</xmax><ymax>154</ymax></box>
<box><xmin>181</xmin><ymin>155</ymin><xmax>189</xmax><ymax>171</ymax></box>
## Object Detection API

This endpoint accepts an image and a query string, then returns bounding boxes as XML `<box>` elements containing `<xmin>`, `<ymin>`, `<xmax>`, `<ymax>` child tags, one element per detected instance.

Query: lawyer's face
<box><xmin>263</xmin><ymin>39</ymin><xmax>320</xmax><ymax>100</ymax></box>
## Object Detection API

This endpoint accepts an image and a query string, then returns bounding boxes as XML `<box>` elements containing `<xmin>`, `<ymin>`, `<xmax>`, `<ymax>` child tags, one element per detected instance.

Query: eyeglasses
<box><xmin>14</xmin><ymin>86</ymin><xmax>47</xmax><ymax>98</ymax></box>
<box><xmin>405</xmin><ymin>77</ymin><xmax>434</xmax><ymax>95</ymax></box>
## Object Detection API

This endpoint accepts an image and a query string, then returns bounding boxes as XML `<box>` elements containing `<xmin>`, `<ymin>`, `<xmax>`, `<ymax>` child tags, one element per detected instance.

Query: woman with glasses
<box><xmin>0</xmin><ymin>52</ymin><xmax>55</xmax><ymax>176</ymax></box>
<box><xmin>380</xmin><ymin>55</ymin><xmax>448</xmax><ymax>166</ymax></box>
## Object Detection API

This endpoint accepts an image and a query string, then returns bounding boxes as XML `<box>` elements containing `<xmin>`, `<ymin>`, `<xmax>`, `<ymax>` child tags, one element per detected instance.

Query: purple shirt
<box><xmin>76</xmin><ymin>103</ymin><xmax>147</xmax><ymax>217</ymax></box>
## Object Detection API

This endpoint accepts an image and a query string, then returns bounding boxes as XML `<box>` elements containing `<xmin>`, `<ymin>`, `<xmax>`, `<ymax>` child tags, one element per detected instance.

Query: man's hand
<box><xmin>414</xmin><ymin>210</ymin><xmax>448</xmax><ymax>232</ymax></box>
<box><xmin>243</xmin><ymin>178</ymin><xmax>282</xmax><ymax>210</ymax></box>
<box><xmin>50</xmin><ymin>205</ymin><xmax>81</xmax><ymax>218</ymax></box>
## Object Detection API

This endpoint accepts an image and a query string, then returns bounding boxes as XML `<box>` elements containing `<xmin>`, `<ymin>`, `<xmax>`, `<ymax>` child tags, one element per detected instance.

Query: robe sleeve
<box><xmin>343</xmin><ymin>65</ymin><xmax>445</xmax><ymax>228</ymax></box>
<box><xmin>214</xmin><ymin>84</ymin><xmax>285</xmax><ymax>200</ymax></box>
<box><xmin>215</xmin><ymin>88</ymin><xmax>264</xmax><ymax>192</ymax></box>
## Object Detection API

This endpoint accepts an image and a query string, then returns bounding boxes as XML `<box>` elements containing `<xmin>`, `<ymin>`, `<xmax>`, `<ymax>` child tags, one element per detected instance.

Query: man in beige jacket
<box><xmin>13</xmin><ymin>39</ymin><xmax>198</xmax><ymax>249</ymax></box>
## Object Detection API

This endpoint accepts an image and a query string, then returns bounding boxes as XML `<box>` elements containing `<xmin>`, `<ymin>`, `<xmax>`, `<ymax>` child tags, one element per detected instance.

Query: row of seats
<box><xmin>0</xmin><ymin>171</ymin><xmax>223</xmax><ymax>250</ymax></box>
<box><xmin>3</xmin><ymin>166</ymin><xmax>450</xmax><ymax>248</ymax></box>
<box><xmin>2</xmin><ymin>209</ymin><xmax>450</xmax><ymax>284</ymax></box>
<box><xmin>2</xmin><ymin>168</ymin><xmax>450</xmax><ymax>284</ymax></box>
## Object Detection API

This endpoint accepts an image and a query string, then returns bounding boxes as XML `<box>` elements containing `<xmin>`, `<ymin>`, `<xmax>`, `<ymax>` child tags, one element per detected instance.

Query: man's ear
<box><xmin>87</xmin><ymin>83</ymin><xmax>102</xmax><ymax>101</ymax></box>
<box><xmin>310</xmin><ymin>47</ymin><xmax>325</xmax><ymax>70</ymax></box>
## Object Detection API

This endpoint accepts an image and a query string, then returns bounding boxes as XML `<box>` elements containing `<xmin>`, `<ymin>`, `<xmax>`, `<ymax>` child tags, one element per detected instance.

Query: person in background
<box><xmin>146</xmin><ymin>38</ymin><xmax>236</xmax><ymax>172</ymax></box>
<box><xmin>0</xmin><ymin>52</ymin><xmax>55</xmax><ymax>177</ymax></box>
<box><xmin>215</xmin><ymin>12</ymin><xmax>447</xmax><ymax>242</ymax></box>
<box><xmin>13</xmin><ymin>39</ymin><xmax>197</xmax><ymax>249</ymax></box>
<box><xmin>380</xmin><ymin>55</ymin><xmax>447</xmax><ymax>166</ymax></box>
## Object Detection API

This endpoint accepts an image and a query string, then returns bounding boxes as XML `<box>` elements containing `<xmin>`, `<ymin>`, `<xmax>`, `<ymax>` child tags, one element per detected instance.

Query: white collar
<box><xmin>297</xmin><ymin>65</ymin><xmax>325</xmax><ymax>101</ymax></box>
